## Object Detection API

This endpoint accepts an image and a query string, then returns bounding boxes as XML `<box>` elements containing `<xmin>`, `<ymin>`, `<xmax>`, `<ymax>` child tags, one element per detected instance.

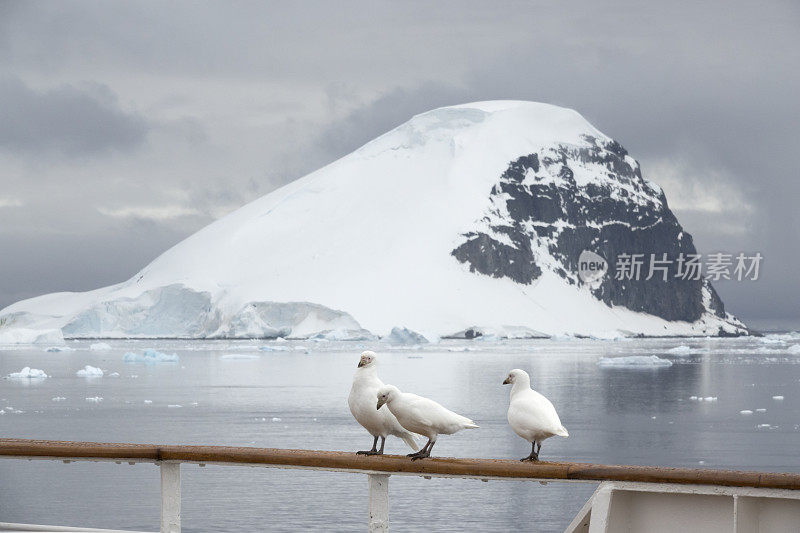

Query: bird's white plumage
<box><xmin>377</xmin><ymin>385</ymin><xmax>478</xmax><ymax>442</ymax></box>
<box><xmin>348</xmin><ymin>352</ymin><xmax>418</xmax><ymax>451</ymax></box>
<box><xmin>505</xmin><ymin>369</ymin><xmax>568</xmax><ymax>443</ymax></box>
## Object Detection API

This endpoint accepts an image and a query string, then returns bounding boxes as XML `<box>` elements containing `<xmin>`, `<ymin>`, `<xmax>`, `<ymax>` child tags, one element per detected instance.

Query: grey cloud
<box><xmin>0</xmin><ymin>76</ymin><xmax>149</xmax><ymax>156</ymax></box>
<box><xmin>0</xmin><ymin>0</ymin><xmax>797</xmax><ymax>327</ymax></box>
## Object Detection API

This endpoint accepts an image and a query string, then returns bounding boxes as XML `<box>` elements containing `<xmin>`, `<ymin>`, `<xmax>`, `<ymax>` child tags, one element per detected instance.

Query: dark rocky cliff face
<box><xmin>452</xmin><ymin>134</ymin><xmax>728</xmax><ymax>323</ymax></box>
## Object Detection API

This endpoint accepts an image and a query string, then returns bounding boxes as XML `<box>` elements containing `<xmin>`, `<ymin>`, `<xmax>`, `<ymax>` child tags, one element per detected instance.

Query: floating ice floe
<box><xmin>756</xmin><ymin>408</ymin><xmax>767</xmax><ymax>413</ymax></box>
<box><xmin>143</xmin><ymin>400</ymin><xmax>152</xmax><ymax>404</ymax></box>
<box><xmin>89</xmin><ymin>342</ymin><xmax>112</xmax><ymax>351</ymax></box>
<box><xmin>757</xmin><ymin>424</ymin><xmax>771</xmax><ymax>429</ymax></box>
<box><xmin>667</xmin><ymin>345</ymin><xmax>704</xmax><ymax>355</ymax></box>
<box><xmin>220</xmin><ymin>353</ymin><xmax>260</xmax><ymax>360</ymax></box>
<box><xmin>773</xmin><ymin>395</ymin><xmax>784</xmax><ymax>400</ymax></box>
<box><xmin>272</xmin><ymin>417</ymin><xmax>282</xmax><ymax>422</ymax></box>
<box><xmin>76</xmin><ymin>365</ymin><xmax>104</xmax><ymax>378</ymax></box>
<box><xmin>597</xmin><ymin>356</ymin><xmax>672</xmax><ymax>368</ymax></box>
<box><xmin>85</xmin><ymin>397</ymin><xmax>103</xmax><ymax>403</ymax></box>
<box><xmin>740</xmin><ymin>410</ymin><xmax>753</xmax><ymax>415</ymax></box>
<box><xmin>258</xmin><ymin>345</ymin><xmax>290</xmax><ymax>352</ymax></box>
<box><xmin>51</xmin><ymin>397</ymin><xmax>66</xmax><ymax>402</ymax></box>
<box><xmin>787</xmin><ymin>345</ymin><xmax>800</xmax><ymax>354</ymax></box>
<box><xmin>6</xmin><ymin>367</ymin><xmax>48</xmax><ymax>379</ymax></box>
<box><xmin>168</xmin><ymin>404</ymin><xmax>182</xmax><ymax>408</ymax></box>
<box><xmin>46</xmin><ymin>346</ymin><xmax>74</xmax><ymax>352</ymax></box>
<box><xmin>108</xmin><ymin>372</ymin><xmax>120</xmax><ymax>378</ymax></box>
<box><xmin>123</xmin><ymin>349</ymin><xmax>179</xmax><ymax>363</ymax></box>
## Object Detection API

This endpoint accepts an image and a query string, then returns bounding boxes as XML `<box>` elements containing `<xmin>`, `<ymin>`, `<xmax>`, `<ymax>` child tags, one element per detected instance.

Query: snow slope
<box><xmin>0</xmin><ymin>101</ymin><xmax>747</xmax><ymax>340</ymax></box>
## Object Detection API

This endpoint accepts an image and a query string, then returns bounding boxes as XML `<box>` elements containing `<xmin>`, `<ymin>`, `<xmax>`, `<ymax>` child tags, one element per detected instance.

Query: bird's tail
<box><xmin>556</xmin><ymin>425</ymin><xmax>569</xmax><ymax>438</ymax></box>
<box><xmin>401</xmin><ymin>433</ymin><xmax>420</xmax><ymax>452</ymax></box>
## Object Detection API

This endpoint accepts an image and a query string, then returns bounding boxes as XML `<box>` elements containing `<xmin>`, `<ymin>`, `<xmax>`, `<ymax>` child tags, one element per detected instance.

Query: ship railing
<box><xmin>0</xmin><ymin>438</ymin><xmax>799</xmax><ymax>533</ymax></box>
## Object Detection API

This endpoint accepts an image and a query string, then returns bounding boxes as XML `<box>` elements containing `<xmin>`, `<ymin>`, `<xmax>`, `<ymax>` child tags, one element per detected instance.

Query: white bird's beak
<box><xmin>376</xmin><ymin>397</ymin><xmax>387</xmax><ymax>410</ymax></box>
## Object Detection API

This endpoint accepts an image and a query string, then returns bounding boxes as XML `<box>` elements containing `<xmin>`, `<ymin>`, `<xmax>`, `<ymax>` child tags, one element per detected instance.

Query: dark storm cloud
<box><xmin>0</xmin><ymin>77</ymin><xmax>149</xmax><ymax>155</ymax></box>
<box><xmin>0</xmin><ymin>0</ymin><xmax>797</xmax><ymax>327</ymax></box>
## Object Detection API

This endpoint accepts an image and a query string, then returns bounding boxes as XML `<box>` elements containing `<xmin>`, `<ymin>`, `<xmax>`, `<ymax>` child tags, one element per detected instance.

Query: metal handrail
<box><xmin>1</xmin><ymin>438</ymin><xmax>799</xmax><ymax>489</ymax></box>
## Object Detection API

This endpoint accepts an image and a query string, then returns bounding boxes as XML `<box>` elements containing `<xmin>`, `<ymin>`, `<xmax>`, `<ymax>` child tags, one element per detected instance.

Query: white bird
<box><xmin>376</xmin><ymin>384</ymin><xmax>478</xmax><ymax>460</ymax></box>
<box><xmin>503</xmin><ymin>369</ymin><xmax>568</xmax><ymax>461</ymax></box>
<box><xmin>348</xmin><ymin>351</ymin><xmax>418</xmax><ymax>454</ymax></box>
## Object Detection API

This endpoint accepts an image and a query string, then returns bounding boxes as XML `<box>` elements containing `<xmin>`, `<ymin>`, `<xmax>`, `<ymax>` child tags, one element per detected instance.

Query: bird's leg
<box><xmin>536</xmin><ymin>441</ymin><xmax>542</xmax><ymax>457</ymax></box>
<box><xmin>407</xmin><ymin>439</ymin><xmax>431</xmax><ymax>459</ymax></box>
<box><xmin>357</xmin><ymin>435</ymin><xmax>380</xmax><ymax>455</ymax></box>
<box><xmin>377</xmin><ymin>436</ymin><xmax>386</xmax><ymax>455</ymax></box>
<box><xmin>410</xmin><ymin>440</ymin><xmax>434</xmax><ymax>461</ymax></box>
<box><xmin>521</xmin><ymin>441</ymin><xmax>539</xmax><ymax>462</ymax></box>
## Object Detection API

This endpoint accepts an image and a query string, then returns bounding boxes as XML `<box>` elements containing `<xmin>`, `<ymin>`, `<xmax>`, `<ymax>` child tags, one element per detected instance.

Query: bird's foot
<box><xmin>357</xmin><ymin>450</ymin><xmax>380</xmax><ymax>455</ymax></box>
<box><xmin>520</xmin><ymin>455</ymin><xmax>539</xmax><ymax>462</ymax></box>
<box><xmin>409</xmin><ymin>451</ymin><xmax>431</xmax><ymax>461</ymax></box>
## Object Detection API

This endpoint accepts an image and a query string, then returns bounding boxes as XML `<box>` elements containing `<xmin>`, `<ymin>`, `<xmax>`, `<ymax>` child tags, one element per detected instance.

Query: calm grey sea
<box><xmin>0</xmin><ymin>335</ymin><xmax>798</xmax><ymax>532</ymax></box>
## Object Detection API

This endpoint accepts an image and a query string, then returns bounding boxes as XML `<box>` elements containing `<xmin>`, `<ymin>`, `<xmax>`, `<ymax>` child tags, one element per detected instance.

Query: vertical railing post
<box><xmin>160</xmin><ymin>462</ymin><xmax>181</xmax><ymax>533</ymax></box>
<box><xmin>368</xmin><ymin>473</ymin><xmax>389</xmax><ymax>532</ymax></box>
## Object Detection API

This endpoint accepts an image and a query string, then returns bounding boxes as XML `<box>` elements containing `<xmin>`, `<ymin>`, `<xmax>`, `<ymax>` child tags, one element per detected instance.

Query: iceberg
<box><xmin>220</xmin><ymin>353</ymin><xmax>260</xmax><ymax>360</ymax></box>
<box><xmin>258</xmin><ymin>345</ymin><xmax>290</xmax><ymax>352</ymax></box>
<box><xmin>310</xmin><ymin>328</ymin><xmax>376</xmax><ymax>341</ymax></box>
<box><xmin>382</xmin><ymin>326</ymin><xmax>429</xmax><ymax>345</ymax></box>
<box><xmin>76</xmin><ymin>365</ymin><xmax>104</xmax><ymax>377</ymax></box>
<box><xmin>123</xmin><ymin>349</ymin><xmax>179</xmax><ymax>363</ymax></box>
<box><xmin>0</xmin><ymin>327</ymin><xmax>65</xmax><ymax>345</ymax></box>
<box><xmin>89</xmin><ymin>342</ymin><xmax>112</xmax><ymax>351</ymax></box>
<box><xmin>597</xmin><ymin>355</ymin><xmax>673</xmax><ymax>368</ymax></box>
<box><xmin>7</xmin><ymin>367</ymin><xmax>49</xmax><ymax>379</ymax></box>
<box><xmin>46</xmin><ymin>346</ymin><xmax>74</xmax><ymax>352</ymax></box>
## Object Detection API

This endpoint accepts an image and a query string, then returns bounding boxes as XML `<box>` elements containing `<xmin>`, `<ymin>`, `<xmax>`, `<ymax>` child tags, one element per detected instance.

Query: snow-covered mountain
<box><xmin>0</xmin><ymin>101</ymin><xmax>748</xmax><ymax>342</ymax></box>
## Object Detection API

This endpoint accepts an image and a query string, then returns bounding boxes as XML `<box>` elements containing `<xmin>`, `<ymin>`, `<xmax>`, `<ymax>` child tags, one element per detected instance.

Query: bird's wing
<box><xmin>511</xmin><ymin>389</ymin><xmax>564</xmax><ymax>432</ymax></box>
<box><xmin>408</xmin><ymin>394</ymin><xmax>475</xmax><ymax>428</ymax></box>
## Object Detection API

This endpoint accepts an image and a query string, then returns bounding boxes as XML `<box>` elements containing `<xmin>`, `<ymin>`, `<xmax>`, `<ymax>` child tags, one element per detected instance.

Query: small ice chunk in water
<box><xmin>46</xmin><ymin>346</ymin><xmax>74</xmax><ymax>352</ymax></box>
<box><xmin>272</xmin><ymin>417</ymin><xmax>282</xmax><ymax>422</ymax></box>
<box><xmin>85</xmin><ymin>397</ymin><xmax>103</xmax><ymax>403</ymax></box>
<box><xmin>7</xmin><ymin>367</ymin><xmax>48</xmax><ymax>379</ymax></box>
<box><xmin>757</xmin><ymin>424</ymin><xmax>771</xmax><ymax>429</ymax></box>
<box><xmin>168</xmin><ymin>404</ymin><xmax>182</xmax><ymax>408</ymax></box>
<box><xmin>756</xmin><ymin>408</ymin><xmax>767</xmax><ymax>413</ymax></box>
<box><xmin>51</xmin><ymin>397</ymin><xmax>66</xmax><ymax>402</ymax></box>
<box><xmin>689</xmin><ymin>396</ymin><xmax>698</xmax><ymax>400</ymax></box>
<box><xmin>143</xmin><ymin>400</ymin><xmax>153</xmax><ymax>404</ymax></box>
<box><xmin>773</xmin><ymin>395</ymin><xmax>784</xmax><ymax>400</ymax></box>
<box><xmin>76</xmin><ymin>365</ymin><xmax>104</xmax><ymax>377</ymax></box>
<box><xmin>740</xmin><ymin>410</ymin><xmax>753</xmax><ymax>415</ymax></box>
<box><xmin>221</xmin><ymin>353</ymin><xmax>260</xmax><ymax>360</ymax></box>
<box><xmin>108</xmin><ymin>372</ymin><xmax>120</xmax><ymax>378</ymax></box>
<box><xmin>90</xmin><ymin>342</ymin><xmax>112</xmax><ymax>351</ymax></box>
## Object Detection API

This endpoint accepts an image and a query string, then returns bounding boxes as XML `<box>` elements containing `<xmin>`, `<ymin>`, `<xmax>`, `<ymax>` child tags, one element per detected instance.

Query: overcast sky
<box><xmin>1</xmin><ymin>1</ymin><xmax>798</xmax><ymax>329</ymax></box>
